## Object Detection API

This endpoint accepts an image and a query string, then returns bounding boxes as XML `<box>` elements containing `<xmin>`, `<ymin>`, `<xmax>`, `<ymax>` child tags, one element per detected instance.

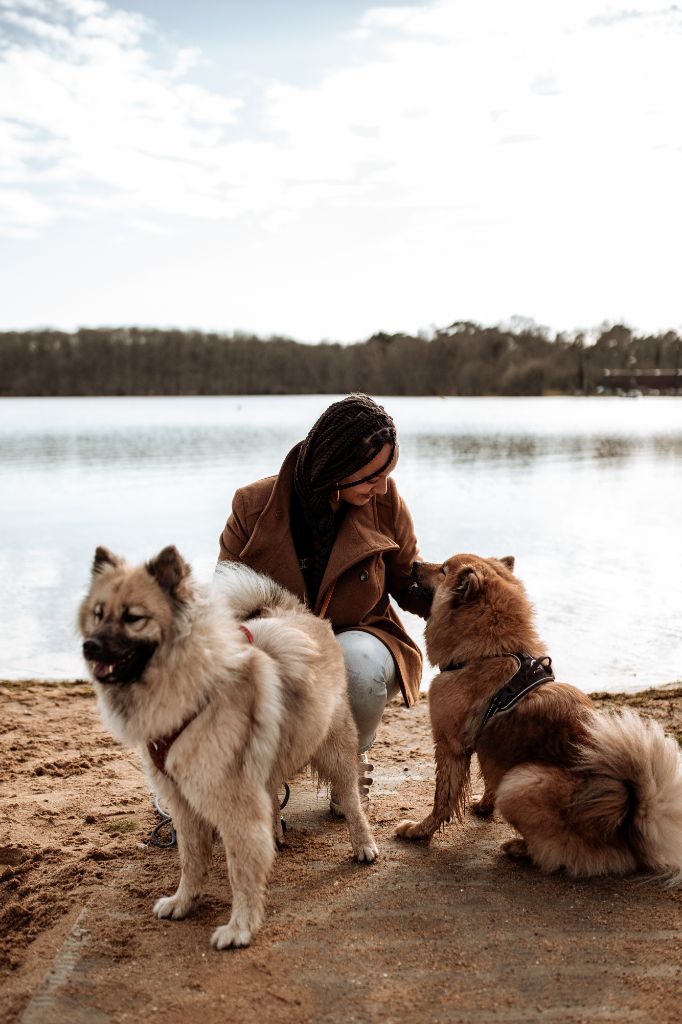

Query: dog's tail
<box><xmin>578</xmin><ymin>709</ymin><xmax>682</xmax><ymax>880</ymax></box>
<box><xmin>213</xmin><ymin>561</ymin><xmax>302</xmax><ymax>620</ymax></box>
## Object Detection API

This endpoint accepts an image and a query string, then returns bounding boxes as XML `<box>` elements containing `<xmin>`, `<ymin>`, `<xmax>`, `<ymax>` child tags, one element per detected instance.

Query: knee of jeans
<box><xmin>337</xmin><ymin>631</ymin><xmax>396</xmax><ymax>702</ymax></box>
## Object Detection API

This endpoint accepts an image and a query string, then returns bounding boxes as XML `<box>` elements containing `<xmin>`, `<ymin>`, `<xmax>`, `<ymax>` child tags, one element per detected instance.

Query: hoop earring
<box><xmin>331</xmin><ymin>487</ymin><xmax>340</xmax><ymax>504</ymax></box>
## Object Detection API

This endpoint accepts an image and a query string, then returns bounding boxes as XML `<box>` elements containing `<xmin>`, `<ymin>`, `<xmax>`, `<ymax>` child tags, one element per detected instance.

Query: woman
<box><xmin>218</xmin><ymin>393</ymin><xmax>430</xmax><ymax>810</ymax></box>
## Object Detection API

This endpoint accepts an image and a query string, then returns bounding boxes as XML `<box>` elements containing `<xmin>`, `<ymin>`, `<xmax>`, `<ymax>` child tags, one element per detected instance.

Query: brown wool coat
<box><xmin>218</xmin><ymin>444</ymin><xmax>430</xmax><ymax>706</ymax></box>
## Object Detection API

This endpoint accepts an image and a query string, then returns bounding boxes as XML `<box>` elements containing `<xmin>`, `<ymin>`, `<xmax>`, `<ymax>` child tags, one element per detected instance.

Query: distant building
<box><xmin>598</xmin><ymin>368</ymin><xmax>682</xmax><ymax>395</ymax></box>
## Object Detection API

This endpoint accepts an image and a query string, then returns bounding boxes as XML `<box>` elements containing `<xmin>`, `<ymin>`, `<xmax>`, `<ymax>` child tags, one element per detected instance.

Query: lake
<box><xmin>1</xmin><ymin>395</ymin><xmax>680</xmax><ymax>692</ymax></box>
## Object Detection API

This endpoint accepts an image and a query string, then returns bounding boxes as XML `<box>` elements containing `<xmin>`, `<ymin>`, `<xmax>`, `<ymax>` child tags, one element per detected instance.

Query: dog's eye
<box><xmin>93</xmin><ymin>603</ymin><xmax>103</xmax><ymax>621</ymax></box>
<box><xmin>122</xmin><ymin>610</ymin><xmax>147</xmax><ymax>624</ymax></box>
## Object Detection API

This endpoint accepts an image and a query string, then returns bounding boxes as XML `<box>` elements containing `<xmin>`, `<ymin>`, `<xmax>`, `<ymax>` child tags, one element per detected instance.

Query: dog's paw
<box><xmin>470</xmin><ymin>798</ymin><xmax>494</xmax><ymax>818</ymax></box>
<box><xmin>395</xmin><ymin>819</ymin><xmax>432</xmax><ymax>842</ymax></box>
<box><xmin>154</xmin><ymin>894</ymin><xmax>192</xmax><ymax>920</ymax></box>
<box><xmin>501</xmin><ymin>838</ymin><xmax>530</xmax><ymax>860</ymax></box>
<box><xmin>211</xmin><ymin>921</ymin><xmax>252</xmax><ymax>950</ymax></box>
<box><xmin>355</xmin><ymin>840</ymin><xmax>379</xmax><ymax>863</ymax></box>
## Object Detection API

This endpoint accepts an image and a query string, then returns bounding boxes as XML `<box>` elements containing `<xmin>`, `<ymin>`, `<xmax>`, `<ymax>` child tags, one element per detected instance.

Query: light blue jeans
<box><xmin>336</xmin><ymin>630</ymin><xmax>400</xmax><ymax>753</ymax></box>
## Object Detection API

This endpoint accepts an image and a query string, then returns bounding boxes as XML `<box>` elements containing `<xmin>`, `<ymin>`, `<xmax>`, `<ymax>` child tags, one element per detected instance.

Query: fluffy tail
<box><xmin>213</xmin><ymin>561</ymin><xmax>302</xmax><ymax>620</ymax></box>
<box><xmin>578</xmin><ymin>709</ymin><xmax>682</xmax><ymax>879</ymax></box>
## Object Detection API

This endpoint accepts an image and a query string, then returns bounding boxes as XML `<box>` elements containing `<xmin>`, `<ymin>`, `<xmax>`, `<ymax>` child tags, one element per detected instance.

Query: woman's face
<box><xmin>335</xmin><ymin>443</ymin><xmax>397</xmax><ymax>506</ymax></box>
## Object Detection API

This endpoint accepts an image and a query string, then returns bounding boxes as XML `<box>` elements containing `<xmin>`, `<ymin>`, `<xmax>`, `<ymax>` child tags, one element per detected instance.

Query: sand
<box><xmin>2</xmin><ymin>679</ymin><xmax>682</xmax><ymax>1024</ymax></box>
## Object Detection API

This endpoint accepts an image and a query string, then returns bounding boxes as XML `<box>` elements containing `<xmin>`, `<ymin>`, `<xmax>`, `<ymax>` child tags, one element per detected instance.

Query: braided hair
<box><xmin>294</xmin><ymin>394</ymin><xmax>397</xmax><ymax>597</ymax></box>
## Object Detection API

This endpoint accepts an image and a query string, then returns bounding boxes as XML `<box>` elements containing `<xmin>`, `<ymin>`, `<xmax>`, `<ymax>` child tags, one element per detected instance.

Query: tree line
<box><xmin>1</xmin><ymin>322</ymin><xmax>681</xmax><ymax>397</ymax></box>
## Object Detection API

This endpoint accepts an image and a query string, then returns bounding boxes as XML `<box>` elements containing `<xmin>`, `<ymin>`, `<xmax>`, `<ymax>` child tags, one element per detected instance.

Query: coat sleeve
<box><xmin>384</xmin><ymin>484</ymin><xmax>432</xmax><ymax>620</ymax></box>
<box><xmin>218</xmin><ymin>489</ymin><xmax>250</xmax><ymax>563</ymax></box>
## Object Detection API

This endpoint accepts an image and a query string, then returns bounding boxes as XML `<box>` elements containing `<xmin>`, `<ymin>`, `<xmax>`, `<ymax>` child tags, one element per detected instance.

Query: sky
<box><xmin>1</xmin><ymin>0</ymin><xmax>681</xmax><ymax>343</ymax></box>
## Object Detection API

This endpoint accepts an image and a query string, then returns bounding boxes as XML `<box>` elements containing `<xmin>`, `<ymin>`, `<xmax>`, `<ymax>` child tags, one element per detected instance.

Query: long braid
<box><xmin>294</xmin><ymin>394</ymin><xmax>397</xmax><ymax>597</ymax></box>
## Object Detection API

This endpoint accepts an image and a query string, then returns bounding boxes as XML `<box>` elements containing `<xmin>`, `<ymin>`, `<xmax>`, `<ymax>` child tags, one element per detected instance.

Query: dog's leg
<box><xmin>154</xmin><ymin>790</ymin><xmax>213</xmax><ymax>920</ymax></box>
<box><xmin>496</xmin><ymin>764</ymin><xmax>639</xmax><ymax>877</ymax></box>
<box><xmin>395</xmin><ymin>738</ymin><xmax>472</xmax><ymax>841</ymax></box>
<box><xmin>211</xmin><ymin>785</ymin><xmax>276</xmax><ymax>950</ymax></box>
<box><xmin>470</xmin><ymin>790</ymin><xmax>495</xmax><ymax>818</ymax></box>
<box><xmin>471</xmin><ymin>755</ymin><xmax>498</xmax><ymax>817</ymax></box>
<box><xmin>312</xmin><ymin>707</ymin><xmax>379</xmax><ymax>863</ymax></box>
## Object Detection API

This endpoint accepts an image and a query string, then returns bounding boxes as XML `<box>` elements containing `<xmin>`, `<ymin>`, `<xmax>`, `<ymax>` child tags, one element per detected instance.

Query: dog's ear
<box><xmin>147</xmin><ymin>545</ymin><xmax>191</xmax><ymax>596</ymax></box>
<box><xmin>498</xmin><ymin>556</ymin><xmax>515</xmax><ymax>573</ymax></box>
<box><xmin>452</xmin><ymin>566</ymin><xmax>484</xmax><ymax>605</ymax></box>
<box><xmin>92</xmin><ymin>546</ymin><xmax>122</xmax><ymax>575</ymax></box>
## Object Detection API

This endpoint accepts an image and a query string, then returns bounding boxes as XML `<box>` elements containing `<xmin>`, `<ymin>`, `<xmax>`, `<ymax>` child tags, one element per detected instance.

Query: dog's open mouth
<box><xmin>87</xmin><ymin>642</ymin><xmax>157</xmax><ymax>685</ymax></box>
<box><xmin>90</xmin><ymin>660</ymin><xmax>118</xmax><ymax>682</ymax></box>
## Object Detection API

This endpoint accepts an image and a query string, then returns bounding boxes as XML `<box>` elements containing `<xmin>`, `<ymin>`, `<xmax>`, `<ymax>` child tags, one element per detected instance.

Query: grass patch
<box><xmin>103</xmin><ymin>818</ymin><xmax>138</xmax><ymax>835</ymax></box>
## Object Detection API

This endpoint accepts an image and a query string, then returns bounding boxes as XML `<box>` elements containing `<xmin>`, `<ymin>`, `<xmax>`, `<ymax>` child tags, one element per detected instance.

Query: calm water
<box><xmin>1</xmin><ymin>395</ymin><xmax>681</xmax><ymax>692</ymax></box>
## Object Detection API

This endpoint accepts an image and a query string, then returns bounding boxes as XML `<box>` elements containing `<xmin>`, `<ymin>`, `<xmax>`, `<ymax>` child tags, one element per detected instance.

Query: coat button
<box><xmin>359</xmin><ymin>570</ymin><xmax>369</xmax><ymax>582</ymax></box>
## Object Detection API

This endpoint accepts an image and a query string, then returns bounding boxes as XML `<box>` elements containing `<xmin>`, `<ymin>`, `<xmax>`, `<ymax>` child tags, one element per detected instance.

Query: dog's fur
<box><xmin>396</xmin><ymin>553</ymin><xmax>682</xmax><ymax>880</ymax></box>
<box><xmin>79</xmin><ymin>545</ymin><xmax>377</xmax><ymax>949</ymax></box>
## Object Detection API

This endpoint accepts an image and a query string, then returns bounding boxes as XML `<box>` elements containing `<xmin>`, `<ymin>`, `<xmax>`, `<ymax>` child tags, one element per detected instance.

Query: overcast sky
<box><xmin>1</xmin><ymin>0</ymin><xmax>680</xmax><ymax>342</ymax></box>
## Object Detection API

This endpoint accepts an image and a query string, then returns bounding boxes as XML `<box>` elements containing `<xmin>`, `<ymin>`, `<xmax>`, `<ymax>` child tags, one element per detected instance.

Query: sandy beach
<box><xmin>2</xmin><ymin>678</ymin><xmax>681</xmax><ymax>1024</ymax></box>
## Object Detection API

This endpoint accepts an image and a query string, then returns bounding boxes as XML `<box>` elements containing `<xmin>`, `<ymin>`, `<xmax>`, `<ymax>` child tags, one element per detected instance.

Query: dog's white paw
<box><xmin>356</xmin><ymin>840</ymin><xmax>379</xmax><ymax>863</ymax></box>
<box><xmin>154</xmin><ymin>894</ymin><xmax>192</xmax><ymax>920</ymax></box>
<box><xmin>211</xmin><ymin>921</ymin><xmax>253</xmax><ymax>950</ymax></box>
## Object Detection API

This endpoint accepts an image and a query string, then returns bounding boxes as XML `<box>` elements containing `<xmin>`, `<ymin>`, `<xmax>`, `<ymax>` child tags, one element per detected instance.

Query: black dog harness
<box><xmin>441</xmin><ymin>652</ymin><xmax>555</xmax><ymax>742</ymax></box>
<box><xmin>477</xmin><ymin>653</ymin><xmax>554</xmax><ymax>733</ymax></box>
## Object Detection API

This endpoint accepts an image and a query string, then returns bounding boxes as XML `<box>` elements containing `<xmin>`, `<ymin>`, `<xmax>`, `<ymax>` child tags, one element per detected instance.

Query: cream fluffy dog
<box><xmin>79</xmin><ymin>545</ymin><xmax>377</xmax><ymax>949</ymax></box>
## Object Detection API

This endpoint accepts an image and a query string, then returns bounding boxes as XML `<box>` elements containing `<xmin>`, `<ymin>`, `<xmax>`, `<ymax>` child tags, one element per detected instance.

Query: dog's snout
<box><xmin>83</xmin><ymin>638</ymin><xmax>104</xmax><ymax>660</ymax></box>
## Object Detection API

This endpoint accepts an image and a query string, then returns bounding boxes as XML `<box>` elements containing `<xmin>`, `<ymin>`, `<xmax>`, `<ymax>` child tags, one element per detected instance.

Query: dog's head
<box><xmin>78</xmin><ymin>545</ymin><xmax>193</xmax><ymax>686</ymax></box>
<box><xmin>412</xmin><ymin>553</ymin><xmax>537</xmax><ymax>666</ymax></box>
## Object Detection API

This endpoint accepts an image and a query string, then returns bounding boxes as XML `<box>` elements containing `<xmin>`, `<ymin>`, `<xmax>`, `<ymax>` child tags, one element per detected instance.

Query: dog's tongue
<box><xmin>91</xmin><ymin>661</ymin><xmax>115</xmax><ymax>680</ymax></box>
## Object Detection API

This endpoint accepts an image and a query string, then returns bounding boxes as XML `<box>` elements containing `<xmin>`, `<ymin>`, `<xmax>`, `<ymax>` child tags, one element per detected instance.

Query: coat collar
<box><xmin>238</xmin><ymin>444</ymin><xmax>398</xmax><ymax>613</ymax></box>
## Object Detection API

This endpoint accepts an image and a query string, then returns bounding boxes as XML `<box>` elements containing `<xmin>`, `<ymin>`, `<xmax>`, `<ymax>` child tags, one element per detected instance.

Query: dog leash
<box><xmin>149</xmin><ymin>786</ymin><xmax>291</xmax><ymax>849</ymax></box>
<box><xmin>150</xmin><ymin>796</ymin><xmax>177</xmax><ymax>849</ymax></box>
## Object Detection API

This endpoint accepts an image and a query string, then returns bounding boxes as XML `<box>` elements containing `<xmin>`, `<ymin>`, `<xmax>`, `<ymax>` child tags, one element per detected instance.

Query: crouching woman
<box><xmin>217</xmin><ymin>393</ymin><xmax>430</xmax><ymax>810</ymax></box>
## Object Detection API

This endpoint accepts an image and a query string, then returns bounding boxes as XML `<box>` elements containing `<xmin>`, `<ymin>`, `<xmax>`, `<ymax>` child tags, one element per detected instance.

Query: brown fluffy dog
<box><xmin>396</xmin><ymin>554</ymin><xmax>682</xmax><ymax>880</ymax></box>
<box><xmin>79</xmin><ymin>546</ymin><xmax>377</xmax><ymax>949</ymax></box>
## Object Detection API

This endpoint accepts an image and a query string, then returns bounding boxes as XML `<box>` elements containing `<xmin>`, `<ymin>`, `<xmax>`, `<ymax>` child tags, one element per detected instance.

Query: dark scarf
<box><xmin>290</xmin><ymin>489</ymin><xmax>346</xmax><ymax>607</ymax></box>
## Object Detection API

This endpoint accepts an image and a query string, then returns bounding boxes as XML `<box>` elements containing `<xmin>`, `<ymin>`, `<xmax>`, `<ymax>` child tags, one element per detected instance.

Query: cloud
<box><xmin>0</xmin><ymin>185</ymin><xmax>54</xmax><ymax>236</ymax></box>
<box><xmin>258</xmin><ymin>0</ymin><xmax>682</xmax><ymax>238</ymax></box>
<box><xmin>0</xmin><ymin>0</ymin><xmax>244</xmax><ymax>234</ymax></box>
<box><xmin>588</xmin><ymin>4</ymin><xmax>682</xmax><ymax>28</ymax></box>
<box><xmin>0</xmin><ymin>0</ymin><xmax>681</xmax><ymax>259</ymax></box>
